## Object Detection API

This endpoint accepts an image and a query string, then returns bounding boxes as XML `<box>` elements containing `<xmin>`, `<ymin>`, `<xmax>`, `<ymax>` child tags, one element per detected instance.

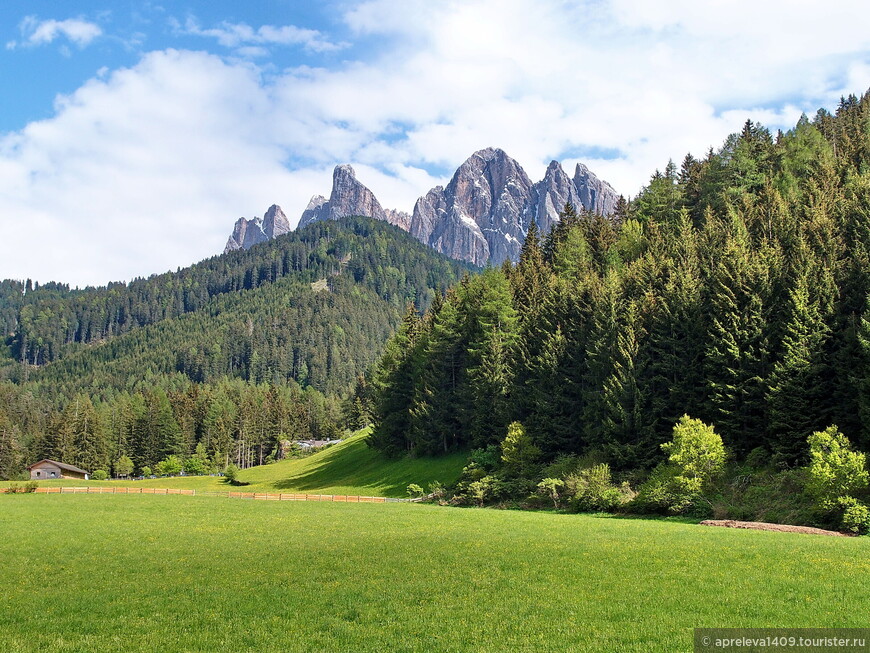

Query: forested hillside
<box><xmin>365</xmin><ymin>92</ymin><xmax>870</xmax><ymax>526</ymax></box>
<box><xmin>0</xmin><ymin>217</ymin><xmax>470</xmax><ymax>479</ymax></box>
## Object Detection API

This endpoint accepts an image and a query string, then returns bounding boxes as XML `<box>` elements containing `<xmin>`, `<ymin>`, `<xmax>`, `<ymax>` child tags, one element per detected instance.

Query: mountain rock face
<box><xmin>262</xmin><ymin>204</ymin><xmax>291</xmax><ymax>239</ymax></box>
<box><xmin>411</xmin><ymin>148</ymin><xmax>532</xmax><ymax>266</ymax></box>
<box><xmin>222</xmin><ymin>149</ymin><xmax>619</xmax><ymax>263</ymax></box>
<box><xmin>574</xmin><ymin>162</ymin><xmax>619</xmax><ymax>217</ymax></box>
<box><xmin>298</xmin><ymin>165</ymin><xmax>394</xmax><ymax>230</ymax></box>
<box><xmin>410</xmin><ymin>148</ymin><xmax>619</xmax><ymax>266</ymax></box>
<box><xmin>224</xmin><ymin>204</ymin><xmax>291</xmax><ymax>253</ymax></box>
<box><xmin>224</xmin><ymin>217</ymin><xmax>266</xmax><ymax>253</ymax></box>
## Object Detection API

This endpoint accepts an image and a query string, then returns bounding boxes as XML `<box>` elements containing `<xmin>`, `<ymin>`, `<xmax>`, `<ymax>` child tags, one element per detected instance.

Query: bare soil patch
<box><xmin>700</xmin><ymin>519</ymin><xmax>852</xmax><ymax>537</ymax></box>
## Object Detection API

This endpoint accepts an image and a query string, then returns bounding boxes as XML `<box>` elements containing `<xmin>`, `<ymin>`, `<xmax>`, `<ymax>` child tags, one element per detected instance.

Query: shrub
<box><xmin>632</xmin><ymin>464</ymin><xmax>705</xmax><ymax>516</ymax></box>
<box><xmin>468</xmin><ymin>476</ymin><xmax>495</xmax><ymax>507</ymax></box>
<box><xmin>91</xmin><ymin>470</ymin><xmax>108</xmax><ymax>481</ymax></box>
<box><xmin>23</xmin><ymin>480</ymin><xmax>38</xmax><ymax>493</ymax></box>
<box><xmin>500</xmin><ymin>422</ymin><xmax>541</xmax><ymax>479</ymax></box>
<box><xmin>115</xmin><ymin>455</ymin><xmax>134</xmax><ymax>478</ymax></box>
<box><xmin>224</xmin><ymin>463</ymin><xmax>240</xmax><ymax>485</ymax></box>
<box><xmin>662</xmin><ymin>415</ymin><xmax>726</xmax><ymax>493</ymax></box>
<box><xmin>406</xmin><ymin>483</ymin><xmax>424</xmax><ymax>498</ymax></box>
<box><xmin>5</xmin><ymin>483</ymin><xmax>20</xmax><ymax>494</ymax></box>
<box><xmin>566</xmin><ymin>464</ymin><xmax>632</xmax><ymax>512</ymax></box>
<box><xmin>141</xmin><ymin>466</ymin><xmax>152</xmax><ymax>477</ymax></box>
<box><xmin>183</xmin><ymin>454</ymin><xmax>210</xmax><ymax>476</ymax></box>
<box><xmin>427</xmin><ymin>481</ymin><xmax>445</xmax><ymax>501</ymax></box>
<box><xmin>155</xmin><ymin>455</ymin><xmax>183</xmax><ymax>477</ymax></box>
<box><xmin>537</xmin><ymin>477</ymin><xmax>565</xmax><ymax>509</ymax></box>
<box><xmin>838</xmin><ymin>497</ymin><xmax>870</xmax><ymax>535</ymax></box>
<box><xmin>806</xmin><ymin>426</ymin><xmax>868</xmax><ymax>509</ymax></box>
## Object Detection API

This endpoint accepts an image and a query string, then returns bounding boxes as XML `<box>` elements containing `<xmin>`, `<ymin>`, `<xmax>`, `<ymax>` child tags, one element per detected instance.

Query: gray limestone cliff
<box><xmin>411</xmin><ymin>148</ymin><xmax>532</xmax><ymax>267</ymax></box>
<box><xmin>222</xmin><ymin>150</ymin><xmax>619</xmax><ymax>264</ymax></box>
<box><xmin>223</xmin><ymin>204</ymin><xmax>292</xmax><ymax>253</ymax></box>
<box><xmin>297</xmin><ymin>165</ymin><xmax>400</xmax><ymax>231</ymax></box>
<box><xmin>409</xmin><ymin>150</ymin><xmax>620</xmax><ymax>266</ymax></box>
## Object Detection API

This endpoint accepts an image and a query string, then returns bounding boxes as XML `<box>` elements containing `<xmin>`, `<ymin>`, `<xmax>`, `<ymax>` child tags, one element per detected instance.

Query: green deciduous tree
<box><xmin>805</xmin><ymin>426</ymin><xmax>869</xmax><ymax>508</ymax></box>
<box><xmin>661</xmin><ymin>415</ymin><xmax>726</xmax><ymax>494</ymax></box>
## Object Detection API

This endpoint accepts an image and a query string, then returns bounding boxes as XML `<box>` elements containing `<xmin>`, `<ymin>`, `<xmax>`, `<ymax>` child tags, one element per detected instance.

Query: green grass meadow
<box><xmin>5</xmin><ymin>431</ymin><xmax>468</xmax><ymax>497</ymax></box>
<box><xmin>1</xmin><ymin>494</ymin><xmax>867</xmax><ymax>652</ymax></box>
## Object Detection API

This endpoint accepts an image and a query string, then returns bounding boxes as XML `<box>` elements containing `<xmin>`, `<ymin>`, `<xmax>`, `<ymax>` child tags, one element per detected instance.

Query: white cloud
<box><xmin>11</xmin><ymin>16</ymin><xmax>102</xmax><ymax>49</ymax></box>
<box><xmin>177</xmin><ymin>17</ymin><xmax>347</xmax><ymax>54</ymax></box>
<box><xmin>0</xmin><ymin>51</ymin><xmax>313</xmax><ymax>286</ymax></box>
<box><xmin>3</xmin><ymin>0</ymin><xmax>870</xmax><ymax>286</ymax></box>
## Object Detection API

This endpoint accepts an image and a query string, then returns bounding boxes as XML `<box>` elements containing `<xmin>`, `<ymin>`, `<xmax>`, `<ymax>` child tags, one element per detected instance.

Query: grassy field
<box><xmin>1</xmin><ymin>494</ymin><xmax>867</xmax><ymax>652</ymax></box>
<box><xmin>4</xmin><ymin>431</ymin><xmax>467</xmax><ymax>497</ymax></box>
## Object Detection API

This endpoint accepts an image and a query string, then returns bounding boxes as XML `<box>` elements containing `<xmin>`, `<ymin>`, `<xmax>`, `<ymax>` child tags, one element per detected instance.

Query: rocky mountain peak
<box><xmin>224</xmin><ymin>216</ymin><xmax>268</xmax><ymax>254</ymax></box>
<box><xmin>412</xmin><ymin>148</ymin><xmax>534</xmax><ymax>266</ymax></box>
<box><xmin>262</xmin><ymin>204</ymin><xmax>290</xmax><ymax>239</ymax></box>
<box><xmin>222</xmin><ymin>148</ymin><xmax>619</xmax><ymax>264</ymax></box>
<box><xmin>530</xmin><ymin>160</ymin><xmax>584</xmax><ymax>235</ymax></box>
<box><xmin>573</xmin><ymin>162</ymin><xmax>619</xmax><ymax>217</ymax></box>
<box><xmin>297</xmin><ymin>164</ymin><xmax>398</xmax><ymax>231</ymax></box>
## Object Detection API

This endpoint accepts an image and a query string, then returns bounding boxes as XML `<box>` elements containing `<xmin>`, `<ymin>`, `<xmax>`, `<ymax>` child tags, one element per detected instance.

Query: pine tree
<box><xmin>0</xmin><ymin>408</ymin><xmax>25</xmax><ymax>480</ymax></box>
<box><xmin>703</xmin><ymin>226</ymin><xmax>770</xmax><ymax>455</ymax></box>
<box><xmin>766</xmin><ymin>277</ymin><xmax>832</xmax><ymax>464</ymax></box>
<box><xmin>369</xmin><ymin>305</ymin><xmax>424</xmax><ymax>456</ymax></box>
<box><xmin>70</xmin><ymin>394</ymin><xmax>108</xmax><ymax>472</ymax></box>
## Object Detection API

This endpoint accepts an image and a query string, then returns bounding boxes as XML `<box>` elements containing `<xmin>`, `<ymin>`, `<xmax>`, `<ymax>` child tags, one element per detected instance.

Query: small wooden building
<box><xmin>28</xmin><ymin>459</ymin><xmax>90</xmax><ymax>481</ymax></box>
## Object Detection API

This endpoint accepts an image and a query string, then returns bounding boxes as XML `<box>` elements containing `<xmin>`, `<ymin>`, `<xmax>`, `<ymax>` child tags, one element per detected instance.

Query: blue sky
<box><xmin>2</xmin><ymin>0</ymin><xmax>870</xmax><ymax>286</ymax></box>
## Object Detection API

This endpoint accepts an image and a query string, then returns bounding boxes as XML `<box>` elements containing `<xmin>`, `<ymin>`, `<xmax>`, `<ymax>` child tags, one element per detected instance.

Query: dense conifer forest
<box><xmin>0</xmin><ymin>217</ymin><xmax>470</xmax><ymax>478</ymax></box>
<box><xmin>363</xmin><ymin>92</ymin><xmax>870</xmax><ymax>529</ymax></box>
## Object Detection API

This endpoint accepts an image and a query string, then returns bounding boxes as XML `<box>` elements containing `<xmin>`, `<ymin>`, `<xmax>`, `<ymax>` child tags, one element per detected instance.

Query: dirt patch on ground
<box><xmin>700</xmin><ymin>519</ymin><xmax>852</xmax><ymax>537</ymax></box>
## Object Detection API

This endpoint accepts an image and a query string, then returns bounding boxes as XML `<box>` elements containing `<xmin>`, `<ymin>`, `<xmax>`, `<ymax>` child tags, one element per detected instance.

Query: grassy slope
<box><xmin>1</xmin><ymin>495</ymin><xmax>867</xmax><ymax>653</ymax></box>
<box><xmin>5</xmin><ymin>431</ymin><xmax>467</xmax><ymax>498</ymax></box>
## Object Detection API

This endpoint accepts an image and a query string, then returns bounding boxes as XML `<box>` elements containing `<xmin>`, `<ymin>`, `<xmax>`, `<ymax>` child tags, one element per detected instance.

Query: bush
<box><xmin>838</xmin><ymin>497</ymin><xmax>870</xmax><ymax>535</ymax></box>
<box><xmin>5</xmin><ymin>483</ymin><xmax>20</xmax><ymax>494</ymax></box>
<box><xmin>141</xmin><ymin>466</ymin><xmax>152</xmax><ymax>477</ymax></box>
<box><xmin>224</xmin><ymin>463</ymin><xmax>240</xmax><ymax>485</ymax></box>
<box><xmin>806</xmin><ymin>426</ymin><xmax>868</xmax><ymax>509</ymax></box>
<box><xmin>537</xmin><ymin>477</ymin><xmax>565</xmax><ymax>509</ymax></box>
<box><xmin>115</xmin><ymin>455</ymin><xmax>134</xmax><ymax>478</ymax></box>
<box><xmin>632</xmin><ymin>465</ymin><xmax>706</xmax><ymax>516</ymax></box>
<box><xmin>468</xmin><ymin>475</ymin><xmax>495</xmax><ymax>507</ymax></box>
<box><xmin>91</xmin><ymin>470</ymin><xmax>108</xmax><ymax>481</ymax></box>
<box><xmin>427</xmin><ymin>481</ymin><xmax>445</xmax><ymax>501</ymax></box>
<box><xmin>155</xmin><ymin>455</ymin><xmax>183</xmax><ymax>477</ymax></box>
<box><xmin>23</xmin><ymin>480</ymin><xmax>38</xmax><ymax>493</ymax></box>
<box><xmin>468</xmin><ymin>445</ymin><xmax>500</xmax><ymax>473</ymax></box>
<box><xmin>406</xmin><ymin>483</ymin><xmax>424</xmax><ymax>498</ymax></box>
<box><xmin>632</xmin><ymin>416</ymin><xmax>724</xmax><ymax>516</ymax></box>
<box><xmin>662</xmin><ymin>415</ymin><xmax>726</xmax><ymax>493</ymax></box>
<box><xmin>566</xmin><ymin>464</ymin><xmax>633</xmax><ymax>512</ymax></box>
<box><xmin>183</xmin><ymin>454</ymin><xmax>210</xmax><ymax>476</ymax></box>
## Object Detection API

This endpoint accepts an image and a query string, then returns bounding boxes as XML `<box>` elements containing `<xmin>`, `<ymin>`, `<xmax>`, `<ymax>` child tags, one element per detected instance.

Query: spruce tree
<box><xmin>766</xmin><ymin>278</ymin><xmax>832</xmax><ymax>464</ymax></box>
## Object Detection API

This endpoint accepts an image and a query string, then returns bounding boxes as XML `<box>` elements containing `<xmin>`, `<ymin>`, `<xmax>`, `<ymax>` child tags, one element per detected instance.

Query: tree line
<box><xmin>0</xmin><ymin>217</ymin><xmax>470</xmax><ymax>479</ymax></box>
<box><xmin>365</xmin><ymin>91</ymin><xmax>870</xmax><ymax>473</ymax></box>
<box><xmin>0</xmin><ymin>376</ymin><xmax>342</xmax><ymax>479</ymax></box>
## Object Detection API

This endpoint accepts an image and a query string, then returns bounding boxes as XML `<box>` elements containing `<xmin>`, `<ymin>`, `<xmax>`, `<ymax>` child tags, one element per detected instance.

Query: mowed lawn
<box><xmin>5</xmin><ymin>431</ymin><xmax>467</xmax><ymax>497</ymax></box>
<box><xmin>1</xmin><ymin>495</ymin><xmax>867</xmax><ymax>653</ymax></box>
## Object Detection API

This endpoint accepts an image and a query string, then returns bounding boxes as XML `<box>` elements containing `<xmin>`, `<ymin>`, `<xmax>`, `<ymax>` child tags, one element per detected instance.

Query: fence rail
<box><xmin>31</xmin><ymin>486</ymin><xmax>407</xmax><ymax>503</ymax></box>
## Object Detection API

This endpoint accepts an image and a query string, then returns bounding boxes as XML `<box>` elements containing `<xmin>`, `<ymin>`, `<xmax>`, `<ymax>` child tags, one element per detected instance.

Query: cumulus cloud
<box><xmin>0</xmin><ymin>51</ymin><xmax>315</xmax><ymax>286</ymax></box>
<box><xmin>9</xmin><ymin>16</ymin><xmax>102</xmax><ymax>50</ymax></box>
<box><xmin>3</xmin><ymin>0</ymin><xmax>870</xmax><ymax>286</ymax></box>
<box><xmin>177</xmin><ymin>17</ymin><xmax>347</xmax><ymax>54</ymax></box>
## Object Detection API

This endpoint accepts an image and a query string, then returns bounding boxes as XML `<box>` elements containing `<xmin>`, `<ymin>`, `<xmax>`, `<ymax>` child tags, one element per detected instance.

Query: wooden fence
<box><xmin>32</xmin><ymin>486</ymin><xmax>407</xmax><ymax>502</ymax></box>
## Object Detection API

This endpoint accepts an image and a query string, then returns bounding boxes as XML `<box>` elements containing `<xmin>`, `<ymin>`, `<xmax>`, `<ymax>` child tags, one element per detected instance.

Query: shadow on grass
<box><xmin>588</xmin><ymin>512</ymin><xmax>699</xmax><ymax>525</ymax></box>
<box><xmin>270</xmin><ymin>437</ymin><xmax>467</xmax><ymax>497</ymax></box>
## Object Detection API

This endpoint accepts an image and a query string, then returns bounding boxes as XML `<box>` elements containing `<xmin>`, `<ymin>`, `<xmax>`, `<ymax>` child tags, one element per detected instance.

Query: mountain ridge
<box><xmin>224</xmin><ymin>148</ymin><xmax>619</xmax><ymax>266</ymax></box>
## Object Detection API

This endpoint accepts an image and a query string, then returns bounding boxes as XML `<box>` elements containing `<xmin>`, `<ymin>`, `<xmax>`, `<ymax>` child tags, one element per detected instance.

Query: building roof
<box><xmin>27</xmin><ymin>459</ymin><xmax>90</xmax><ymax>475</ymax></box>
